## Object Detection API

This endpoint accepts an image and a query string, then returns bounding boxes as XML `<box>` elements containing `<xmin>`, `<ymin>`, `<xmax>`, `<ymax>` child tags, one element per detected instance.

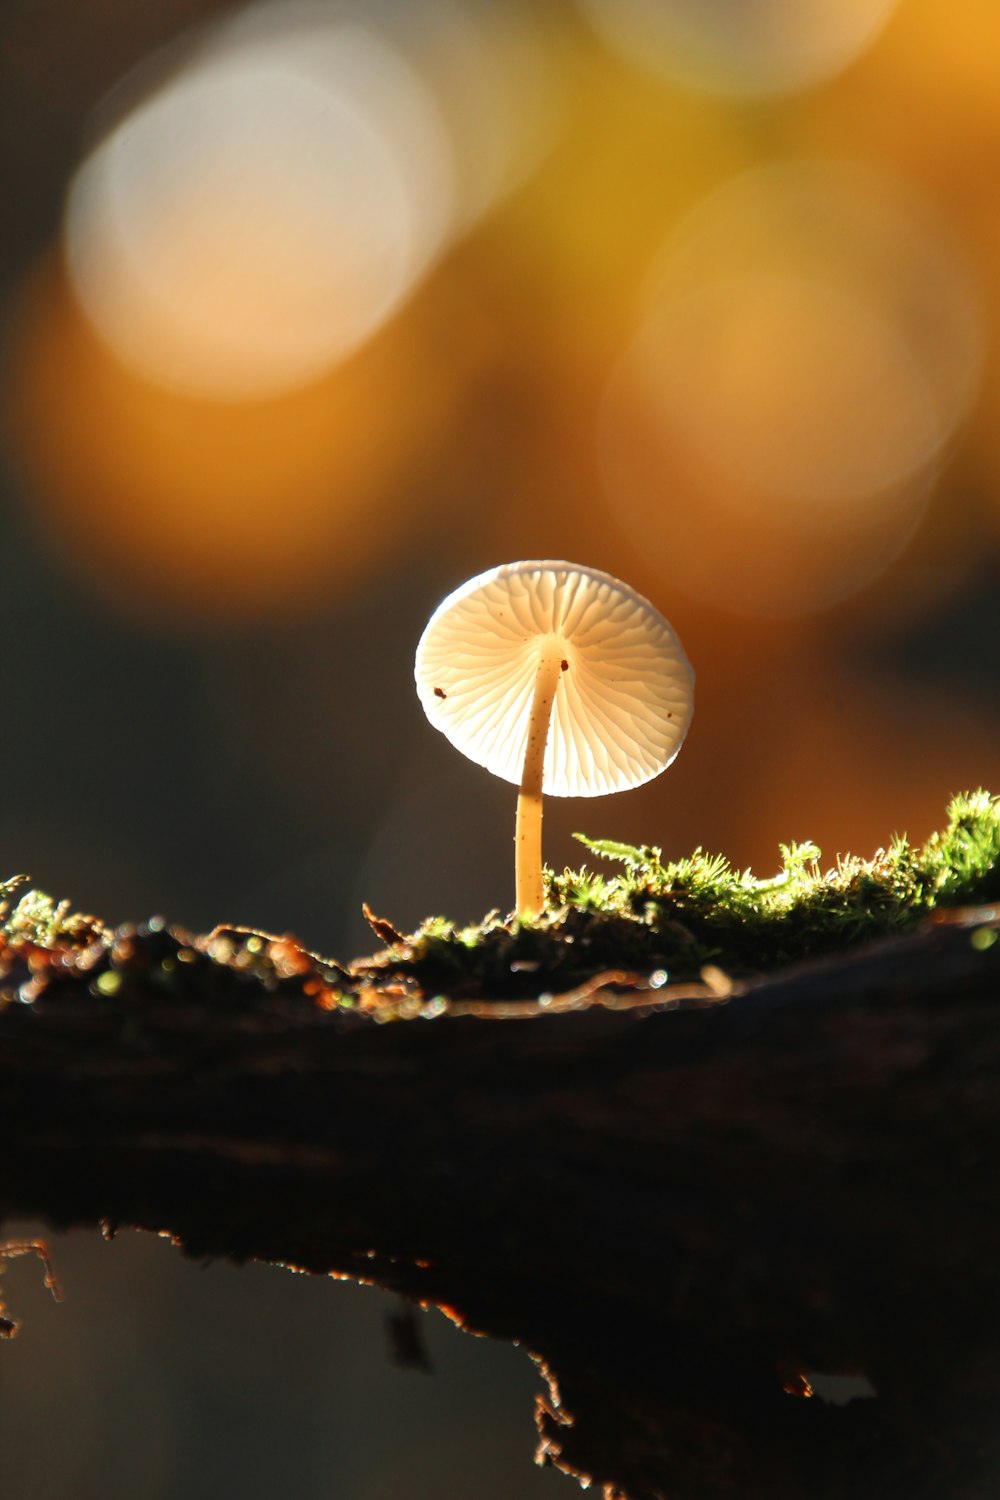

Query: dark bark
<box><xmin>2</xmin><ymin>907</ymin><xmax>999</xmax><ymax>1499</ymax></box>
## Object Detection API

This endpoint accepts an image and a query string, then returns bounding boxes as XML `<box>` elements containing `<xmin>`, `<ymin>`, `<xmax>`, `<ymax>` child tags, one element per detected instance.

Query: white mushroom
<box><xmin>415</xmin><ymin>560</ymin><xmax>694</xmax><ymax>916</ymax></box>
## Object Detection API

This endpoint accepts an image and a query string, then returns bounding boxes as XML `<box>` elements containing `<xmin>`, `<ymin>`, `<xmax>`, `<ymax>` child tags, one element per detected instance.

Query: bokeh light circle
<box><xmin>576</xmin><ymin>0</ymin><xmax>901</xmax><ymax>98</ymax></box>
<box><xmin>322</xmin><ymin>0</ymin><xmax>562</xmax><ymax>230</ymax></box>
<box><xmin>64</xmin><ymin>12</ymin><xmax>455</xmax><ymax>398</ymax></box>
<box><xmin>633</xmin><ymin>272</ymin><xmax>940</xmax><ymax>515</ymax></box>
<box><xmin>598</xmin><ymin>160</ymin><xmax>984</xmax><ymax>617</ymax></box>
<box><xmin>5</xmin><ymin>257</ymin><xmax>454</xmax><ymax>625</ymax></box>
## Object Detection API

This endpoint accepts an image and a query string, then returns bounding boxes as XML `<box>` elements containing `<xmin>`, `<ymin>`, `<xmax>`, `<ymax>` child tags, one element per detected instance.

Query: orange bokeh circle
<box><xmin>5</xmin><ymin>257</ymin><xmax>453</xmax><ymax>624</ymax></box>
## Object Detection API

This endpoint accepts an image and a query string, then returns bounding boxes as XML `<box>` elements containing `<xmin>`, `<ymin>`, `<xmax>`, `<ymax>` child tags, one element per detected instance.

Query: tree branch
<box><xmin>2</xmin><ymin>906</ymin><xmax>999</xmax><ymax>1499</ymax></box>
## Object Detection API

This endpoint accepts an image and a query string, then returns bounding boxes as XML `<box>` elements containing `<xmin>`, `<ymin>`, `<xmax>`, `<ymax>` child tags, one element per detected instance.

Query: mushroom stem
<box><xmin>515</xmin><ymin>646</ymin><xmax>564</xmax><ymax>916</ymax></box>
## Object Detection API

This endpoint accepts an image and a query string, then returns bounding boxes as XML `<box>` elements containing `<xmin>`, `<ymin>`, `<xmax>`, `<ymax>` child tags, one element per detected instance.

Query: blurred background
<box><xmin>2</xmin><ymin>0</ymin><xmax>1000</xmax><ymax>1494</ymax></box>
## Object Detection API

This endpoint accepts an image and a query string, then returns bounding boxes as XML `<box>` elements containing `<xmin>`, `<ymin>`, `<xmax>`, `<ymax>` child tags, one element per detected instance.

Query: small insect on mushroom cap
<box><xmin>414</xmin><ymin>560</ymin><xmax>694</xmax><ymax>797</ymax></box>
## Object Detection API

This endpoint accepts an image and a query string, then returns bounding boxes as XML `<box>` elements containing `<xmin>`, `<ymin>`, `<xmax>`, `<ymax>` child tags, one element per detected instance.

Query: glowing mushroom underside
<box><xmin>415</xmin><ymin>560</ymin><xmax>694</xmax><ymax>912</ymax></box>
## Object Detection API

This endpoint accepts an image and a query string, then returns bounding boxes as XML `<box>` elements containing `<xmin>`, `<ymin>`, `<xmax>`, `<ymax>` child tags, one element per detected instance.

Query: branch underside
<box><xmin>2</xmin><ymin>908</ymin><xmax>1000</xmax><ymax>1500</ymax></box>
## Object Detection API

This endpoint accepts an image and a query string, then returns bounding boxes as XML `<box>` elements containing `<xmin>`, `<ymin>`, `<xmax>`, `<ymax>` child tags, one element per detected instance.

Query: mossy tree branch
<box><xmin>2</xmin><ymin>887</ymin><xmax>1000</xmax><ymax>1500</ymax></box>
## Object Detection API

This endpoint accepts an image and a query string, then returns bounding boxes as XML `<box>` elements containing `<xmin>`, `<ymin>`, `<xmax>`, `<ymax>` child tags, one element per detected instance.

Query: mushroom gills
<box><xmin>413</xmin><ymin>559</ymin><xmax>694</xmax><ymax>920</ymax></box>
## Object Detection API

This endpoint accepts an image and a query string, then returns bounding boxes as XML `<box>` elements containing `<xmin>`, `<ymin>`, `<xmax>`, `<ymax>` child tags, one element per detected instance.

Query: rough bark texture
<box><xmin>2</xmin><ymin>906</ymin><xmax>999</xmax><ymax>1499</ymax></box>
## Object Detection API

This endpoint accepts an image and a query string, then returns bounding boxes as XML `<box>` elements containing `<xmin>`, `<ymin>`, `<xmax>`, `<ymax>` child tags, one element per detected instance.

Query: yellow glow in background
<box><xmin>3</xmin><ymin>1</ymin><xmax>1000</xmax><ymax>1493</ymax></box>
<box><xmin>2</xmin><ymin>0</ymin><xmax>999</xmax><ymax>869</ymax></box>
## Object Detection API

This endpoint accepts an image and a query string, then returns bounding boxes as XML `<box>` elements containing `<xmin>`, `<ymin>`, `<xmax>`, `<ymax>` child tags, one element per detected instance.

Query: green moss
<box><xmin>0</xmin><ymin>875</ymin><xmax>107</xmax><ymax>948</ymax></box>
<box><xmin>5</xmin><ymin>791</ymin><xmax>999</xmax><ymax>1003</ymax></box>
<box><xmin>390</xmin><ymin>790</ymin><xmax>1000</xmax><ymax>996</ymax></box>
<box><xmin>562</xmin><ymin>788</ymin><xmax>999</xmax><ymax>965</ymax></box>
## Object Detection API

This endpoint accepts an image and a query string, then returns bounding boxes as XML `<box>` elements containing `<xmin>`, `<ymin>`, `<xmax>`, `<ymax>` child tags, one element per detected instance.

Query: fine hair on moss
<box><xmin>393</xmin><ymin>790</ymin><xmax>1000</xmax><ymax>996</ymax></box>
<box><xmin>4</xmin><ymin>791</ymin><xmax>999</xmax><ymax>1002</ymax></box>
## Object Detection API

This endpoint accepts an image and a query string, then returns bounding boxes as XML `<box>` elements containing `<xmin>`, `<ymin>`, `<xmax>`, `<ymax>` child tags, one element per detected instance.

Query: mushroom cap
<box><xmin>415</xmin><ymin>560</ymin><xmax>694</xmax><ymax>797</ymax></box>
